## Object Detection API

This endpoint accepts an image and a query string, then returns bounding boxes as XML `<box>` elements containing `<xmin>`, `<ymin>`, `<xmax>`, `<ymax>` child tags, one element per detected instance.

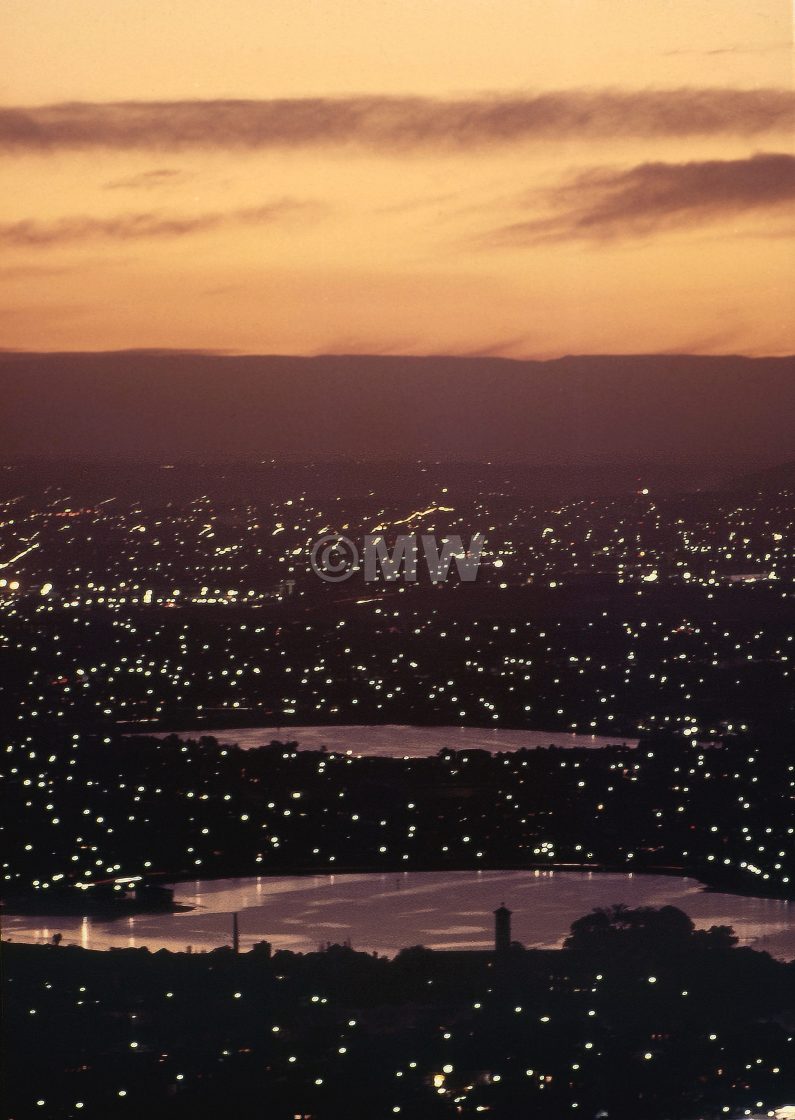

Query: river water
<box><xmin>4</xmin><ymin>869</ymin><xmax>794</xmax><ymax>960</ymax></box>
<box><xmin>151</xmin><ymin>724</ymin><xmax>639</xmax><ymax>756</ymax></box>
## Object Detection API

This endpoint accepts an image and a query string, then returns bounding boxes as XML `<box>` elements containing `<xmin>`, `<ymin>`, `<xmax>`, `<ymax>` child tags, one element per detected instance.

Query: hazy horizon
<box><xmin>2</xmin><ymin>350</ymin><xmax>793</xmax><ymax>466</ymax></box>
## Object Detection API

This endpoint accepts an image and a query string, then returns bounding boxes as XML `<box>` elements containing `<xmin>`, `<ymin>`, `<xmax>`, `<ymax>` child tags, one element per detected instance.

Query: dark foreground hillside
<box><xmin>4</xmin><ymin>905</ymin><xmax>794</xmax><ymax>1119</ymax></box>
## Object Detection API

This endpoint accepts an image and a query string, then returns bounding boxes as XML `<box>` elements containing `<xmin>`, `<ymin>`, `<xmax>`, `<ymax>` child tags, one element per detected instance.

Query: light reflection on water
<box><xmin>152</xmin><ymin>724</ymin><xmax>639</xmax><ymax>757</ymax></box>
<box><xmin>4</xmin><ymin>870</ymin><xmax>794</xmax><ymax>960</ymax></box>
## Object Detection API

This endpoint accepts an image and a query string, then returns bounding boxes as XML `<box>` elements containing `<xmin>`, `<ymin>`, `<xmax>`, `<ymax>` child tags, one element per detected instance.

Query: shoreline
<box><xmin>3</xmin><ymin>860</ymin><xmax>793</xmax><ymax>919</ymax></box>
<box><xmin>121</xmin><ymin>719</ymin><xmax>641</xmax><ymax>751</ymax></box>
<box><xmin>0</xmin><ymin>895</ymin><xmax>193</xmax><ymax>919</ymax></box>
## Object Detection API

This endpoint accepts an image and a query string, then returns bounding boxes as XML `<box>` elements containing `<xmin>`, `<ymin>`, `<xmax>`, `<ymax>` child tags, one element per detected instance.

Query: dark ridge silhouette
<box><xmin>0</xmin><ymin>459</ymin><xmax>750</xmax><ymax>504</ymax></box>
<box><xmin>1</xmin><ymin>350</ymin><xmax>793</xmax><ymax>465</ymax></box>
<box><xmin>723</xmin><ymin>457</ymin><xmax>795</xmax><ymax>492</ymax></box>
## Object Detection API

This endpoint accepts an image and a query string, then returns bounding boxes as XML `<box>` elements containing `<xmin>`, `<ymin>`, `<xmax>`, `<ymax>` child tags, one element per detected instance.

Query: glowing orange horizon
<box><xmin>0</xmin><ymin>0</ymin><xmax>792</xmax><ymax>357</ymax></box>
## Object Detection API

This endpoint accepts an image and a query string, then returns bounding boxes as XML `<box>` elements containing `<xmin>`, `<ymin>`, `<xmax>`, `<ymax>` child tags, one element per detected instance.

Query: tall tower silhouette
<box><xmin>494</xmin><ymin>903</ymin><xmax>512</xmax><ymax>955</ymax></box>
<box><xmin>232</xmin><ymin>912</ymin><xmax>240</xmax><ymax>954</ymax></box>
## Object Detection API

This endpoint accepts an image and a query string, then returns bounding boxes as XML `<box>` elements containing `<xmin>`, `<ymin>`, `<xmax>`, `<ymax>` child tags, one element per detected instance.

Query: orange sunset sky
<box><xmin>1</xmin><ymin>0</ymin><xmax>793</xmax><ymax>357</ymax></box>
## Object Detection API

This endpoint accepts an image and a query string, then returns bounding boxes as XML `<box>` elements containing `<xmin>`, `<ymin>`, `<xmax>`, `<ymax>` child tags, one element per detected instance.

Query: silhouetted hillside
<box><xmin>1</xmin><ymin>351</ymin><xmax>792</xmax><ymax>466</ymax></box>
<box><xmin>724</xmin><ymin>458</ymin><xmax>795</xmax><ymax>493</ymax></box>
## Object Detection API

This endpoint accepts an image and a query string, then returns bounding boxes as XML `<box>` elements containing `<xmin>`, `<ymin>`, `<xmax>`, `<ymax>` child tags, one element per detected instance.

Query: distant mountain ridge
<box><xmin>1</xmin><ymin>351</ymin><xmax>792</xmax><ymax>465</ymax></box>
<box><xmin>724</xmin><ymin>458</ymin><xmax>795</xmax><ymax>493</ymax></box>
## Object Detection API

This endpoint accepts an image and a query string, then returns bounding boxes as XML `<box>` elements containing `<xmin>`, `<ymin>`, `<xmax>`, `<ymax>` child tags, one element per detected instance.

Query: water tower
<box><xmin>494</xmin><ymin>904</ymin><xmax>512</xmax><ymax>955</ymax></box>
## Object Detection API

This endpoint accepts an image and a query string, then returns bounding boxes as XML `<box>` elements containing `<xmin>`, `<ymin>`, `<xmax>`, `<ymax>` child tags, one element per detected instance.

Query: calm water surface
<box><xmin>153</xmin><ymin>724</ymin><xmax>638</xmax><ymax>756</ymax></box>
<box><xmin>5</xmin><ymin>870</ymin><xmax>794</xmax><ymax>960</ymax></box>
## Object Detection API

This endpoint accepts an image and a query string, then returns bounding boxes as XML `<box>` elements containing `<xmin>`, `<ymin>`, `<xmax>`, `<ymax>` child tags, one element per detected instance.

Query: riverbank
<box><xmin>7</xmin><ymin>911</ymin><xmax>794</xmax><ymax>1120</ymax></box>
<box><xmin>1</xmin><ymin>897</ymin><xmax>193</xmax><ymax>919</ymax></box>
<box><xmin>4</xmin><ymin>868</ymin><xmax>794</xmax><ymax>960</ymax></box>
<box><xmin>4</xmin><ymin>856</ymin><xmax>793</xmax><ymax>920</ymax></box>
<box><xmin>1</xmin><ymin>882</ymin><xmax>192</xmax><ymax>919</ymax></box>
<box><xmin>134</xmin><ymin>721</ymin><xmax>640</xmax><ymax>756</ymax></box>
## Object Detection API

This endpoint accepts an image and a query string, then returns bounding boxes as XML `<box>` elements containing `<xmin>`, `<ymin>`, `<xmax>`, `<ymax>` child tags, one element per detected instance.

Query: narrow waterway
<box><xmin>5</xmin><ymin>869</ymin><xmax>794</xmax><ymax>960</ymax></box>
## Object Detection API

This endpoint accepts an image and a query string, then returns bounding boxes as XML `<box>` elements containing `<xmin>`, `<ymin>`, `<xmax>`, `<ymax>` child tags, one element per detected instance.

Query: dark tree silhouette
<box><xmin>565</xmin><ymin>904</ymin><xmax>700</xmax><ymax>951</ymax></box>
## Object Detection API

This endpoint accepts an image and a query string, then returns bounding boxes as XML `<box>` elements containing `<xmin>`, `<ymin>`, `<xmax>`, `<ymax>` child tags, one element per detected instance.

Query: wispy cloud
<box><xmin>664</xmin><ymin>42</ymin><xmax>791</xmax><ymax>57</ymax></box>
<box><xmin>0</xmin><ymin>263</ymin><xmax>76</xmax><ymax>279</ymax></box>
<box><xmin>103</xmin><ymin>168</ymin><xmax>187</xmax><ymax>190</ymax></box>
<box><xmin>0</xmin><ymin>89</ymin><xmax>792</xmax><ymax>153</ymax></box>
<box><xmin>0</xmin><ymin>200</ymin><xmax>309</xmax><ymax>248</ymax></box>
<box><xmin>488</xmin><ymin>152</ymin><xmax>795</xmax><ymax>244</ymax></box>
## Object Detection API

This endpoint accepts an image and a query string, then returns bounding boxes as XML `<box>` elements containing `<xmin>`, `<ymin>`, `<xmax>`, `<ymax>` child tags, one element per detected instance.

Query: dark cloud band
<box><xmin>0</xmin><ymin>89</ymin><xmax>792</xmax><ymax>152</ymax></box>
<box><xmin>489</xmin><ymin>152</ymin><xmax>795</xmax><ymax>244</ymax></box>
